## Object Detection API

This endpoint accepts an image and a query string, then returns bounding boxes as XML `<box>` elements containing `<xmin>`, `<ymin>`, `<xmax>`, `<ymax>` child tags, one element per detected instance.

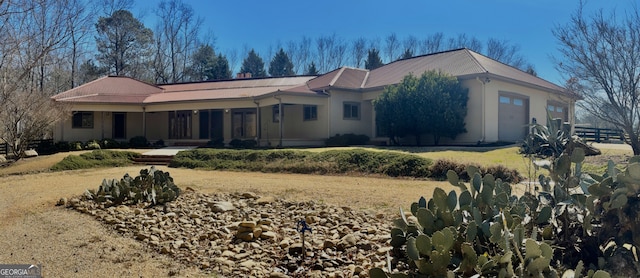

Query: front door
<box><xmin>232</xmin><ymin>109</ymin><xmax>256</xmax><ymax>138</ymax></box>
<box><xmin>113</xmin><ymin>113</ymin><xmax>126</xmax><ymax>139</ymax></box>
<box><xmin>199</xmin><ymin>109</ymin><xmax>224</xmax><ymax>140</ymax></box>
<box><xmin>169</xmin><ymin>110</ymin><xmax>192</xmax><ymax>139</ymax></box>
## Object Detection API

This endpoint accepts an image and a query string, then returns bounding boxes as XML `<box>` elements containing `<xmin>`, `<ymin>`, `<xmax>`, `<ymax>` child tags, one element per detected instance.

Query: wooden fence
<box><xmin>574</xmin><ymin>126</ymin><xmax>625</xmax><ymax>143</ymax></box>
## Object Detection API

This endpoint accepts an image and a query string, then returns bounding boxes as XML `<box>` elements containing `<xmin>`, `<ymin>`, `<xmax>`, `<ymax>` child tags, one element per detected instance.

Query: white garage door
<box><xmin>498</xmin><ymin>94</ymin><xmax>529</xmax><ymax>142</ymax></box>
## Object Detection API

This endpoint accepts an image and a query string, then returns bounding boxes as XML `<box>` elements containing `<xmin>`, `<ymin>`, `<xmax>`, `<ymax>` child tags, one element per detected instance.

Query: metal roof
<box><xmin>52</xmin><ymin>48</ymin><xmax>572</xmax><ymax>105</ymax></box>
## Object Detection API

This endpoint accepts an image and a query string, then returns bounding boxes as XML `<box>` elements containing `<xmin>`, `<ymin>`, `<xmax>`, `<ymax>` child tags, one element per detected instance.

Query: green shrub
<box><xmin>51</xmin><ymin>150</ymin><xmax>140</xmax><ymax>171</ymax></box>
<box><xmin>71</xmin><ymin>141</ymin><xmax>84</xmax><ymax>151</ymax></box>
<box><xmin>84</xmin><ymin>166</ymin><xmax>180</xmax><ymax>206</ymax></box>
<box><xmin>429</xmin><ymin>159</ymin><xmax>522</xmax><ymax>183</ymax></box>
<box><xmin>325</xmin><ymin>133</ymin><xmax>370</xmax><ymax>146</ymax></box>
<box><xmin>100</xmin><ymin>138</ymin><xmax>120</xmax><ymax>149</ymax></box>
<box><xmin>153</xmin><ymin>139</ymin><xmax>165</xmax><ymax>147</ymax></box>
<box><xmin>205</xmin><ymin>138</ymin><xmax>225</xmax><ymax>148</ymax></box>
<box><xmin>242</xmin><ymin>139</ymin><xmax>257</xmax><ymax>149</ymax></box>
<box><xmin>171</xmin><ymin>148</ymin><xmax>431</xmax><ymax>178</ymax></box>
<box><xmin>35</xmin><ymin>140</ymin><xmax>56</xmax><ymax>155</ymax></box>
<box><xmin>54</xmin><ymin>141</ymin><xmax>71</xmax><ymax>152</ymax></box>
<box><xmin>84</xmin><ymin>140</ymin><xmax>101</xmax><ymax>150</ymax></box>
<box><xmin>228</xmin><ymin>139</ymin><xmax>242</xmax><ymax>148</ymax></box>
<box><xmin>129</xmin><ymin>136</ymin><xmax>149</xmax><ymax>148</ymax></box>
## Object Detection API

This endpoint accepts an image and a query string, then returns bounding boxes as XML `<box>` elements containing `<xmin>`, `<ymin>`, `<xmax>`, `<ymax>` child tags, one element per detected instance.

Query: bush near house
<box><xmin>325</xmin><ymin>133</ymin><xmax>370</xmax><ymax>147</ymax></box>
<box><xmin>50</xmin><ymin>150</ymin><xmax>141</xmax><ymax>171</ymax></box>
<box><xmin>170</xmin><ymin>148</ymin><xmax>432</xmax><ymax>178</ymax></box>
<box><xmin>129</xmin><ymin>136</ymin><xmax>149</xmax><ymax>148</ymax></box>
<box><xmin>430</xmin><ymin>159</ymin><xmax>523</xmax><ymax>183</ymax></box>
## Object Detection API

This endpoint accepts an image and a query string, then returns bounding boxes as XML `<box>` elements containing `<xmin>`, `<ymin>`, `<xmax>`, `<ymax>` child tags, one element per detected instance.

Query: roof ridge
<box><xmin>329</xmin><ymin>67</ymin><xmax>346</xmax><ymax>87</ymax></box>
<box><xmin>462</xmin><ymin>48</ymin><xmax>489</xmax><ymax>73</ymax></box>
<box><xmin>360</xmin><ymin>71</ymin><xmax>370</xmax><ymax>88</ymax></box>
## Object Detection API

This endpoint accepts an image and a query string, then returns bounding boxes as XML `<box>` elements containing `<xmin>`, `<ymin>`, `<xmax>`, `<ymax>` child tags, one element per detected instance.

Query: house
<box><xmin>51</xmin><ymin>48</ymin><xmax>577</xmax><ymax>146</ymax></box>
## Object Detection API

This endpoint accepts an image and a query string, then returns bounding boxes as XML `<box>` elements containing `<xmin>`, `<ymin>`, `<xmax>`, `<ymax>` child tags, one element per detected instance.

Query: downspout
<box><xmin>274</xmin><ymin>94</ymin><xmax>283</xmax><ymax>147</ymax></box>
<box><xmin>324</xmin><ymin>90</ymin><xmax>330</xmax><ymax>141</ymax></box>
<box><xmin>142</xmin><ymin>107</ymin><xmax>147</xmax><ymax>138</ymax></box>
<box><xmin>253</xmin><ymin>98</ymin><xmax>260</xmax><ymax>147</ymax></box>
<box><xmin>475</xmin><ymin>77</ymin><xmax>487</xmax><ymax>143</ymax></box>
<box><xmin>101</xmin><ymin>111</ymin><xmax>105</xmax><ymax>139</ymax></box>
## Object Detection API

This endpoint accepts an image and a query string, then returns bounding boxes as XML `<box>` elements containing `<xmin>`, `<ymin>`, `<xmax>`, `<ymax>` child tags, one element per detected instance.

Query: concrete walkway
<box><xmin>142</xmin><ymin>146</ymin><xmax>198</xmax><ymax>156</ymax></box>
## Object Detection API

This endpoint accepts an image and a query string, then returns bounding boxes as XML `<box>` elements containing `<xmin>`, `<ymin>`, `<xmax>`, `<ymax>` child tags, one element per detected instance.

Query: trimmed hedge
<box><xmin>51</xmin><ymin>150</ymin><xmax>141</xmax><ymax>171</ymax></box>
<box><xmin>429</xmin><ymin>159</ymin><xmax>523</xmax><ymax>183</ymax></box>
<box><xmin>170</xmin><ymin>148</ymin><xmax>432</xmax><ymax>178</ymax></box>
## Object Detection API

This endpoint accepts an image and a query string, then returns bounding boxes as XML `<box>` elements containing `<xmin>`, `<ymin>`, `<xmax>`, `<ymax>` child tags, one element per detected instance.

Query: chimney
<box><xmin>236</xmin><ymin>72</ymin><xmax>252</xmax><ymax>79</ymax></box>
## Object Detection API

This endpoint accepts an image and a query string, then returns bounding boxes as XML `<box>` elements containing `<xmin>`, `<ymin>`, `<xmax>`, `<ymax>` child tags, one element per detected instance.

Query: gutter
<box><xmin>475</xmin><ymin>76</ymin><xmax>488</xmax><ymax>143</ymax></box>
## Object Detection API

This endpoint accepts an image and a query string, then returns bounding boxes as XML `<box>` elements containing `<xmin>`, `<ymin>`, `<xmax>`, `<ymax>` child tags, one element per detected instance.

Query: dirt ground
<box><xmin>0</xmin><ymin>153</ymin><xmax>449</xmax><ymax>277</ymax></box>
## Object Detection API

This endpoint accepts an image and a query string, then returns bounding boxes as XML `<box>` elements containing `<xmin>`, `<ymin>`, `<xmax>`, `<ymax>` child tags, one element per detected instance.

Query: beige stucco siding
<box><xmin>328</xmin><ymin>90</ymin><xmax>372</xmax><ymax>136</ymax></box>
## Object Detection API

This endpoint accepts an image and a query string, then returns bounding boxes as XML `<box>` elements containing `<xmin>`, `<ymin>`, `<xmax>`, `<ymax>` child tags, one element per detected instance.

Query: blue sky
<box><xmin>134</xmin><ymin>0</ymin><xmax>635</xmax><ymax>85</ymax></box>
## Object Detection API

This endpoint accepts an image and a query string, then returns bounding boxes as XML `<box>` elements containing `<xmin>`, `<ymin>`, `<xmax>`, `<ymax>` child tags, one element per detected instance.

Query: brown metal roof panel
<box><xmin>144</xmin><ymin>86</ymin><xmax>291</xmax><ymax>103</ymax></box>
<box><xmin>467</xmin><ymin>51</ymin><xmax>565</xmax><ymax>92</ymax></box>
<box><xmin>332</xmin><ymin>67</ymin><xmax>368</xmax><ymax>89</ymax></box>
<box><xmin>52</xmin><ymin>76</ymin><xmax>162</xmax><ymax>101</ymax></box>
<box><xmin>364</xmin><ymin>49</ymin><xmax>486</xmax><ymax>88</ymax></box>
<box><xmin>306</xmin><ymin>68</ymin><xmax>342</xmax><ymax>90</ymax></box>
<box><xmin>56</xmin><ymin>94</ymin><xmax>150</xmax><ymax>103</ymax></box>
<box><xmin>160</xmin><ymin>76</ymin><xmax>315</xmax><ymax>92</ymax></box>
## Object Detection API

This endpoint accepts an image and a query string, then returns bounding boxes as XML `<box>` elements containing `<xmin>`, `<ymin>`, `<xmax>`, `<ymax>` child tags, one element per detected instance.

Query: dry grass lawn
<box><xmin>0</xmin><ymin>144</ymin><xmax>629</xmax><ymax>277</ymax></box>
<box><xmin>0</xmin><ymin>151</ymin><xmax>451</xmax><ymax>277</ymax></box>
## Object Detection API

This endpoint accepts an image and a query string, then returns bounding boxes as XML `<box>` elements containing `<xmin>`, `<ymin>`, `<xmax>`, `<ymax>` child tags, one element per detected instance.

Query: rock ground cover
<box><xmin>66</xmin><ymin>189</ymin><xmax>396</xmax><ymax>277</ymax></box>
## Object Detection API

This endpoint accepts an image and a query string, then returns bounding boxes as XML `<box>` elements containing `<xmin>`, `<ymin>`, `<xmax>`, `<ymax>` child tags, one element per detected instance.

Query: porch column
<box><xmin>254</xmin><ymin>100</ymin><xmax>260</xmax><ymax>146</ymax></box>
<box><xmin>142</xmin><ymin>107</ymin><xmax>147</xmax><ymax>138</ymax></box>
<box><xmin>278</xmin><ymin>97</ymin><xmax>283</xmax><ymax>147</ymax></box>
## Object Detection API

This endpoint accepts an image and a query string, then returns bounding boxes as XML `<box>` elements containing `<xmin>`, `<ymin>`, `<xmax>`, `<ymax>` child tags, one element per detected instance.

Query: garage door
<box><xmin>498</xmin><ymin>94</ymin><xmax>528</xmax><ymax>142</ymax></box>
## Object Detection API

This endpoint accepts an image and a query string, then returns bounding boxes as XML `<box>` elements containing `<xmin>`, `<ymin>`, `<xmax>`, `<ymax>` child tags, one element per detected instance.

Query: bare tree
<box><xmin>447</xmin><ymin>33</ymin><xmax>482</xmax><ymax>53</ymax></box>
<box><xmin>315</xmin><ymin>34</ymin><xmax>346</xmax><ymax>73</ymax></box>
<box><xmin>154</xmin><ymin>0</ymin><xmax>202</xmax><ymax>83</ymax></box>
<box><xmin>554</xmin><ymin>3</ymin><xmax>640</xmax><ymax>154</ymax></box>
<box><xmin>350</xmin><ymin>37</ymin><xmax>367</xmax><ymax>68</ymax></box>
<box><xmin>402</xmin><ymin>35</ymin><xmax>419</xmax><ymax>58</ymax></box>
<box><xmin>421</xmin><ymin>32</ymin><xmax>444</xmax><ymax>54</ymax></box>
<box><xmin>66</xmin><ymin>0</ymin><xmax>96</xmax><ymax>88</ymax></box>
<box><xmin>383</xmin><ymin>32</ymin><xmax>400</xmax><ymax>62</ymax></box>
<box><xmin>485</xmin><ymin>38</ymin><xmax>526</xmax><ymax>69</ymax></box>
<box><xmin>0</xmin><ymin>0</ymin><xmax>73</xmax><ymax>159</ymax></box>
<box><xmin>224</xmin><ymin>48</ymin><xmax>239</xmax><ymax>76</ymax></box>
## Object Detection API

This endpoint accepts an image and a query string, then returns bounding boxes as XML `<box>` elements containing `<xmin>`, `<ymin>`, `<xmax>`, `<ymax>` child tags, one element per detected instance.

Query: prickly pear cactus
<box><xmin>85</xmin><ymin>166</ymin><xmax>180</xmax><ymax>206</ymax></box>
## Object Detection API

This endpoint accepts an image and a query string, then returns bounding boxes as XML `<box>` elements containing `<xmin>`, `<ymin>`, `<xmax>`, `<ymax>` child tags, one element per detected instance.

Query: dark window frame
<box><xmin>72</xmin><ymin>111</ymin><xmax>94</xmax><ymax>129</ymax></box>
<box><xmin>303</xmin><ymin>105</ymin><xmax>317</xmax><ymax>121</ymax></box>
<box><xmin>343</xmin><ymin>102</ymin><xmax>360</xmax><ymax>120</ymax></box>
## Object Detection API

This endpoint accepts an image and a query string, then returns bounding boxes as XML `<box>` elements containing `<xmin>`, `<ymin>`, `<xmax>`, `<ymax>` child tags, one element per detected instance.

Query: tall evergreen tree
<box><xmin>239</xmin><ymin>49</ymin><xmax>266</xmax><ymax>77</ymax></box>
<box><xmin>213</xmin><ymin>54</ymin><xmax>232</xmax><ymax>79</ymax></box>
<box><xmin>305</xmin><ymin>62</ymin><xmax>319</xmax><ymax>75</ymax></box>
<box><xmin>187</xmin><ymin>44</ymin><xmax>216</xmax><ymax>81</ymax></box>
<box><xmin>268</xmin><ymin>48</ymin><xmax>294</xmax><ymax>77</ymax></box>
<box><xmin>95</xmin><ymin>9</ymin><xmax>154</xmax><ymax>78</ymax></box>
<box><xmin>365</xmin><ymin>48</ymin><xmax>384</xmax><ymax>70</ymax></box>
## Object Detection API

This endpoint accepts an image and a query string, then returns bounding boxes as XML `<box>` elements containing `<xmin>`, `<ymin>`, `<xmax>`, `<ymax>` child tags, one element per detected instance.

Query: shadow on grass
<box><xmin>369</xmin><ymin>142</ymin><xmax>520</xmax><ymax>154</ymax></box>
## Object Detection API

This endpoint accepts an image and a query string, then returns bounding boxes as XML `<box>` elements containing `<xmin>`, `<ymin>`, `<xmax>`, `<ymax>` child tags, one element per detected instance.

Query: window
<box><xmin>303</xmin><ymin>105</ymin><xmax>317</xmax><ymax>121</ymax></box>
<box><xmin>272</xmin><ymin>105</ymin><xmax>282</xmax><ymax>123</ymax></box>
<box><xmin>233</xmin><ymin>110</ymin><xmax>256</xmax><ymax>138</ymax></box>
<box><xmin>548</xmin><ymin>105</ymin><xmax>555</xmax><ymax>111</ymax></box>
<box><xmin>343</xmin><ymin>102</ymin><xmax>360</xmax><ymax>120</ymax></box>
<box><xmin>513</xmin><ymin>99</ymin><xmax>524</xmax><ymax>106</ymax></box>
<box><xmin>499</xmin><ymin>96</ymin><xmax>510</xmax><ymax>104</ymax></box>
<box><xmin>72</xmin><ymin>111</ymin><xmax>93</xmax><ymax>128</ymax></box>
<box><xmin>556</xmin><ymin>106</ymin><xmax>563</xmax><ymax>112</ymax></box>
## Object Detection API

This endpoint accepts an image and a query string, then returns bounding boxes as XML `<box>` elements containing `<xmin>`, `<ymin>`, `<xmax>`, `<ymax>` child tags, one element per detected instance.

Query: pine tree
<box><xmin>240</xmin><ymin>49</ymin><xmax>266</xmax><ymax>77</ymax></box>
<box><xmin>365</xmin><ymin>49</ymin><xmax>384</xmax><ymax>70</ymax></box>
<box><xmin>214</xmin><ymin>54</ymin><xmax>232</xmax><ymax>79</ymax></box>
<box><xmin>268</xmin><ymin>48</ymin><xmax>294</xmax><ymax>77</ymax></box>
<box><xmin>305</xmin><ymin>62</ymin><xmax>319</xmax><ymax>75</ymax></box>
